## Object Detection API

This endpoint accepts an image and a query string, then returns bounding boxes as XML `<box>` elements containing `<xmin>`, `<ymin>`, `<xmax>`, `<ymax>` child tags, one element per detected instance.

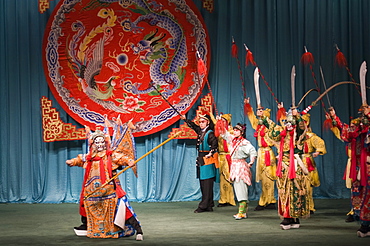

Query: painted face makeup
<box><xmin>94</xmin><ymin>136</ymin><xmax>106</xmax><ymax>152</ymax></box>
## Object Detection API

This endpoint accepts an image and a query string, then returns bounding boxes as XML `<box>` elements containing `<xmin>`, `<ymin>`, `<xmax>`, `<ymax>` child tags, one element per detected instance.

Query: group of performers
<box><xmin>179</xmin><ymin>61</ymin><xmax>370</xmax><ymax>238</ymax></box>
<box><xmin>64</xmin><ymin>65</ymin><xmax>370</xmax><ymax>240</ymax></box>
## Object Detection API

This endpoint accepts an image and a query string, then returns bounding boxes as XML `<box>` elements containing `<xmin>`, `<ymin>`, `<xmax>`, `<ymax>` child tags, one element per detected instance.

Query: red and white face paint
<box><xmin>94</xmin><ymin>136</ymin><xmax>106</xmax><ymax>152</ymax></box>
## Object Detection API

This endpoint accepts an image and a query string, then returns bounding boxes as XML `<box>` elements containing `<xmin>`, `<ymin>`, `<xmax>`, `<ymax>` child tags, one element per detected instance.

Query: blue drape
<box><xmin>1</xmin><ymin>0</ymin><xmax>369</xmax><ymax>203</ymax></box>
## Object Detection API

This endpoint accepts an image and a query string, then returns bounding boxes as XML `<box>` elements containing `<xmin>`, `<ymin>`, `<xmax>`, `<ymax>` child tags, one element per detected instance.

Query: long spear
<box><xmin>244</xmin><ymin>44</ymin><xmax>280</xmax><ymax>105</ymax></box>
<box><xmin>335</xmin><ymin>44</ymin><xmax>361</xmax><ymax>95</ymax></box>
<box><xmin>231</xmin><ymin>37</ymin><xmax>247</xmax><ymax>99</ymax></box>
<box><xmin>151</xmin><ymin>84</ymin><xmax>182</xmax><ymax>116</ymax></box>
<box><xmin>243</xmin><ymin>44</ymin><xmax>286</xmax><ymax>120</ymax></box>
<box><xmin>300</xmin><ymin>46</ymin><xmax>326</xmax><ymax>111</ymax></box>
<box><xmin>194</xmin><ymin>47</ymin><xmax>218</xmax><ymax>116</ymax></box>
<box><xmin>84</xmin><ymin>130</ymin><xmax>183</xmax><ymax>200</ymax></box>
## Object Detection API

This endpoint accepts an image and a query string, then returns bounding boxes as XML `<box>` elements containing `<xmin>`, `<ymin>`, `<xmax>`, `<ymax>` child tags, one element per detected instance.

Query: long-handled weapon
<box><xmin>84</xmin><ymin>131</ymin><xmax>183</xmax><ymax>200</ymax></box>
<box><xmin>151</xmin><ymin>84</ymin><xmax>182</xmax><ymax>116</ymax></box>
<box><xmin>301</xmin><ymin>46</ymin><xmax>326</xmax><ymax>111</ymax></box>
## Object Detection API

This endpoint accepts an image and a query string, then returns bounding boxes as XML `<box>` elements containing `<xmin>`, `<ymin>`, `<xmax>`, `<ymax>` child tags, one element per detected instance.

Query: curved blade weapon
<box><xmin>360</xmin><ymin>61</ymin><xmax>368</xmax><ymax>107</ymax></box>
<box><xmin>254</xmin><ymin>67</ymin><xmax>261</xmax><ymax>108</ymax></box>
<box><xmin>291</xmin><ymin>65</ymin><xmax>296</xmax><ymax>108</ymax></box>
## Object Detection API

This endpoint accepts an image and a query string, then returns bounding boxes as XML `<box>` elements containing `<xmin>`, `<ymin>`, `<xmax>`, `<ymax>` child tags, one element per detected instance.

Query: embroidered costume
<box><xmin>213</xmin><ymin>113</ymin><xmax>236</xmax><ymax>207</ymax></box>
<box><xmin>184</xmin><ymin>114</ymin><xmax>219</xmax><ymax>213</ymax></box>
<box><xmin>222</xmin><ymin>123</ymin><xmax>257</xmax><ymax>219</ymax></box>
<box><xmin>245</xmin><ymin>103</ymin><xmax>277</xmax><ymax>210</ymax></box>
<box><xmin>267</xmin><ymin>108</ymin><xmax>310</xmax><ymax>229</ymax></box>
<box><xmin>328</xmin><ymin>107</ymin><xmax>370</xmax><ymax>237</ymax></box>
<box><xmin>66</xmin><ymin>120</ymin><xmax>143</xmax><ymax>240</ymax></box>
<box><xmin>300</xmin><ymin>114</ymin><xmax>327</xmax><ymax>213</ymax></box>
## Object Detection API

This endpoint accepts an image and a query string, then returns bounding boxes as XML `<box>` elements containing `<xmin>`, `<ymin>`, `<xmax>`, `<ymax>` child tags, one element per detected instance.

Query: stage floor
<box><xmin>0</xmin><ymin>199</ymin><xmax>366</xmax><ymax>245</ymax></box>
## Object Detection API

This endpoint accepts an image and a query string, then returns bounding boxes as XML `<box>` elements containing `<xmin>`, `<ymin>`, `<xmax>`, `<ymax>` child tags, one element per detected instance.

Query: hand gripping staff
<box><xmin>84</xmin><ymin>130</ymin><xmax>183</xmax><ymax>200</ymax></box>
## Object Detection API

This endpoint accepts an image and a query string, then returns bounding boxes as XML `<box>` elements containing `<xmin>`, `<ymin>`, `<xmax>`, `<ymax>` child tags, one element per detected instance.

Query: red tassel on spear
<box><xmin>300</xmin><ymin>46</ymin><xmax>315</xmax><ymax>65</ymax></box>
<box><xmin>231</xmin><ymin>37</ymin><xmax>249</xmax><ymax>114</ymax></box>
<box><xmin>244</xmin><ymin>44</ymin><xmax>256</xmax><ymax>66</ymax></box>
<box><xmin>334</xmin><ymin>44</ymin><xmax>360</xmax><ymax>95</ymax></box>
<box><xmin>300</xmin><ymin>46</ymin><xmax>326</xmax><ymax>112</ymax></box>
<box><xmin>323</xmin><ymin>116</ymin><xmax>333</xmax><ymax>130</ymax></box>
<box><xmin>195</xmin><ymin>48</ymin><xmax>218</xmax><ymax>115</ymax></box>
<box><xmin>335</xmin><ymin>46</ymin><xmax>348</xmax><ymax>67</ymax></box>
<box><xmin>196</xmin><ymin>51</ymin><xmax>207</xmax><ymax>77</ymax></box>
<box><xmin>231</xmin><ymin>38</ymin><xmax>238</xmax><ymax>58</ymax></box>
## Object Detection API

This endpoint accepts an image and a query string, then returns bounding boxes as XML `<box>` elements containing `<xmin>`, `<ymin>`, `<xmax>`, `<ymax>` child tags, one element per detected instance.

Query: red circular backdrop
<box><xmin>43</xmin><ymin>0</ymin><xmax>210</xmax><ymax>136</ymax></box>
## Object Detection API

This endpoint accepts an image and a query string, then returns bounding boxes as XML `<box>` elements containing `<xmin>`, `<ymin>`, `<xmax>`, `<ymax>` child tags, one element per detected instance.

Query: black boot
<box><xmin>357</xmin><ymin>224</ymin><xmax>370</xmax><ymax>238</ymax></box>
<box><xmin>74</xmin><ymin>216</ymin><xmax>87</xmax><ymax>230</ymax></box>
<box><xmin>345</xmin><ymin>214</ymin><xmax>355</xmax><ymax>223</ymax></box>
<box><xmin>127</xmin><ymin>216</ymin><xmax>143</xmax><ymax>240</ymax></box>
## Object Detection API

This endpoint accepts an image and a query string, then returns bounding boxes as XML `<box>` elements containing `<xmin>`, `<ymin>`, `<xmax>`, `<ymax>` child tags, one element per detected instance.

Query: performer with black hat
<box><xmin>181</xmin><ymin>113</ymin><xmax>219</xmax><ymax>213</ymax></box>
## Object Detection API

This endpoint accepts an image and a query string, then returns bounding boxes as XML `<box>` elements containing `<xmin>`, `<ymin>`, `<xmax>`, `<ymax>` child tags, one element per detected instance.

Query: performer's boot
<box><xmin>127</xmin><ymin>216</ymin><xmax>144</xmax><ymax>241</ymax></box>
<box><xmin>74</xmin><ymin>216</ymin><xmax>87</xmax><ymax>230</ymax></box>
<box><xmin>345</xmin><ymin>209</ymin><xmax>355</xmax><ymax>222</ymax></box>
<box><xmin>290</xmin><ymin>218</ymin><xmax>300</xmax><ymax>229</ymax></box>
<box><xmin>73</xmin><ymin>216</ymin><xmax>87</xmax><ymax>236</ymax></box>
<box><xmin>233</xmin><ymin>200</ymin><xmax>248</xmax><ymax>220</ymax></box>
<box><xmin>280</xmin><ymin>218</ymin><xmax>292</xmax><ymax>230</ymax></box>
<box><xmin>357</xmin><ymin>224</ymin><xmax>370</xmax><ymax>238</ymax></box>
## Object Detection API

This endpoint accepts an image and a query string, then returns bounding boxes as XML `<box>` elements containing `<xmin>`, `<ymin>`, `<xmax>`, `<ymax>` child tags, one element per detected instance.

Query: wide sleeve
<box><xmin>238</xmin><ymin>141</ymin><xmax>257</xmax><ymax>159</ymax></box>
<box><xmin>245</xmin><ymin>105</ymin><xmax>258</xmax><ymax>130</ymax></box>
<box><xmin>67</xmin><ymin>154</ymin><xmax>85</xmax><ymax>167</ymax></box>
<box><xmin>309</xmin><ymin>133</ymin><xmax>327</xmax><ymax>155</ymax></box>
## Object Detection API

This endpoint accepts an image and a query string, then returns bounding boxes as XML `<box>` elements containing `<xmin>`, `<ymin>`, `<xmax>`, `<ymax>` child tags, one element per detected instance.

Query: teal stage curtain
<box><xmin>1</xmin><ymin>0</ymin><xmax>370</xmax><ymax>203</ymax></box>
